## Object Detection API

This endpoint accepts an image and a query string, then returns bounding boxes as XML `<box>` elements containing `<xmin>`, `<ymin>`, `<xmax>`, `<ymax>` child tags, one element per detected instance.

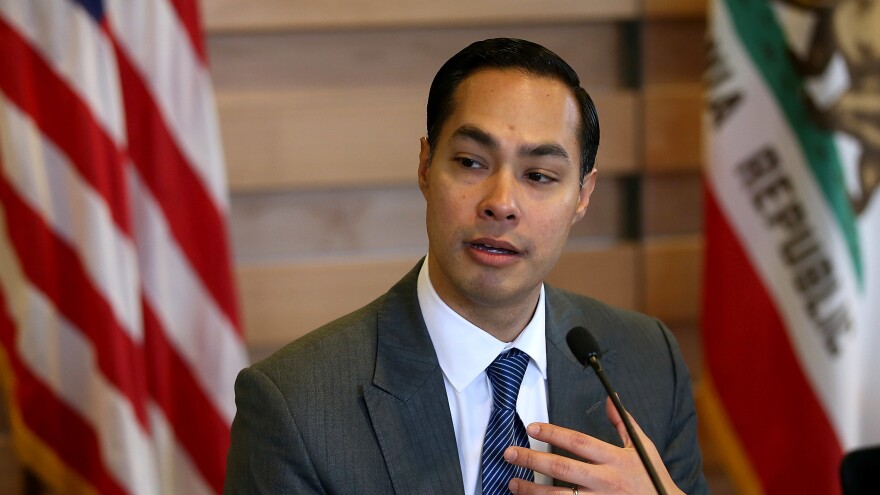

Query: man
<box><xmin>224</xmin><ymin>38</ymin><xmax>708</xmax><ymax>494</ymax></box>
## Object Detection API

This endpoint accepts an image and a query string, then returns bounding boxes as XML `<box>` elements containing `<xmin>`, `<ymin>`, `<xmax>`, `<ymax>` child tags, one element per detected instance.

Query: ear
<box><xmin>418</xmin><ymin>136</ymin><xmax>432</xmax><ymax>196</ymax></box>
<box><xmin>572</xmin><ymin>168</ymin><xmax>597</xmax><ymax>225</ymax></box>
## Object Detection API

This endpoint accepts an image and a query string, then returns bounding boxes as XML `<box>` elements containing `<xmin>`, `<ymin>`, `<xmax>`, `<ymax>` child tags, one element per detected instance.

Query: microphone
<box><xmin>566</xmin><ymin>326</ymin><xmax>668</xmax><ymax>495</ymax></box>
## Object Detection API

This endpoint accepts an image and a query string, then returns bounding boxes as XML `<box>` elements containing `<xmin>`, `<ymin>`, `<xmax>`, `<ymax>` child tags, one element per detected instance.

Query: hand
<box><xmin>502</xmin><ymin>398</ymin><xmax>683</xmax><ymax>494</ymax></box>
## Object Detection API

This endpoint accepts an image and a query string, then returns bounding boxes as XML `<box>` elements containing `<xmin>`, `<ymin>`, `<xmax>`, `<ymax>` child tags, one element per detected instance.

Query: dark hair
<box><xmin>426</xmin><ymin>38</ymin><xmax>600</xmax><ymax>181</ymax></box>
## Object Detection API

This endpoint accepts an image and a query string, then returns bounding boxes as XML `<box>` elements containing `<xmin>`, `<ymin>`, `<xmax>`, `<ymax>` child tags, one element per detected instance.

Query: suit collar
<box><xmin>371</xmin><ymin>260</ymin><xmax>439</xmax><ymax>401</ymax></box>
<box><xmin>365</xmin><ymin>259</ymin><xmax>465</xmax><ymax>494</ymax></box>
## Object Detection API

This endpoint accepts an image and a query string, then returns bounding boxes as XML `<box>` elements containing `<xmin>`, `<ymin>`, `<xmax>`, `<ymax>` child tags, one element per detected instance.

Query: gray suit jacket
<box><xmin>224</xmin><ymin>262</ymin><xmax>708</xmax><ymax>494</ymax></box>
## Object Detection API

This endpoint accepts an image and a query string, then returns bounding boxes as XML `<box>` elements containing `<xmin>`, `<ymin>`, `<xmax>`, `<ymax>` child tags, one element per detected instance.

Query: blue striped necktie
<box><xmin>481</xmin><ymin>348</ymin><xmax>534</xmax><ymax>494</ymax></box>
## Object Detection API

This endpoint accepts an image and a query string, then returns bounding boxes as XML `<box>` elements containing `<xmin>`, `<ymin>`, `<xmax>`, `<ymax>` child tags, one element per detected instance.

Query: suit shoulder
<box><xmin>546</xmin><ymin>286</ymin><xmax>678</xmax><ymax>363</ymax></box>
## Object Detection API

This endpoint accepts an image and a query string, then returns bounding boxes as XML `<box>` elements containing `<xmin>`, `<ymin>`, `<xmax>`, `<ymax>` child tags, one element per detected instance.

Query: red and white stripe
<box><xmin>0</xmin><ymin>0</ymin><xmax>248</xmax><ymax>493</ymax></box>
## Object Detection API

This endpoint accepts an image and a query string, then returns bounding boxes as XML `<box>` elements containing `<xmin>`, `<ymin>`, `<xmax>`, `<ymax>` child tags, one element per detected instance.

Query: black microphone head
<box><xmin>566</xmin><ymin>326</ymin><xmax>601</xmax><ymax>365</ymax></box>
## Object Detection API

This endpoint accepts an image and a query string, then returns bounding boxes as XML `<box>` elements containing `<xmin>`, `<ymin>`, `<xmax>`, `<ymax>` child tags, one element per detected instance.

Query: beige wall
<box><xmin>0</xmin><ymin>0</ymin><xmax>735</xmax><ymax>492</ymax></box>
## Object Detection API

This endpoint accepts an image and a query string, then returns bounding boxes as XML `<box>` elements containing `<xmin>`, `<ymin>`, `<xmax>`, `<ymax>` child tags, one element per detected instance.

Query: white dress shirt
<box><xmin>417</xmin><ymin>257</ymin><xmax>551</xmax><ymax>495</ymax></box>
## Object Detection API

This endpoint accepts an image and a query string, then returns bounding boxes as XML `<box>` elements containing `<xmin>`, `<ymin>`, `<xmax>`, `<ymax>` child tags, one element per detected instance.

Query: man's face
<box><xmin>419</xmin><ymin>69</ymin><xmax>596</xmax><ymax>320</ymax></box>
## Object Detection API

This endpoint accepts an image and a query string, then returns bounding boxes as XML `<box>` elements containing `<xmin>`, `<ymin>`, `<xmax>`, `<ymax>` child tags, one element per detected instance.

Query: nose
<box><xmin>478</xmin><ymin>171</ymin><xmax>520</xmax><ymax>222</ymax></box>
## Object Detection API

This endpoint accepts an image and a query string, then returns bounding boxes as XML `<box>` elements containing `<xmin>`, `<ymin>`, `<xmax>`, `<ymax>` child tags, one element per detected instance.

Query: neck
<box><xmin>424</xmin><ymin>255</ymin><xmax>542</xmax><ymax>342</ymax></box>
<box><xmin>441</xmin><ymin>288</ymin><xmax>540</xmax><ymax>343</ymax></box>
<box><xmin>469</xmin><ymin>304</ymin><xmax>538</xmax><ymax>342</ymax></box>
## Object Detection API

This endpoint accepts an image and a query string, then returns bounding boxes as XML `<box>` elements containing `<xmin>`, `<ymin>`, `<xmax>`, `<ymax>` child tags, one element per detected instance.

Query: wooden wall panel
<box><xmin>643</xmin><ymin>20</ymin><xmax>706</xmax><ymax>84</ymax></box>
<box><xmin>568</xmin><ymin>178</ymin><xmax>629</xmax><ymax>240</ymax></box>
<box><xmin>642</xmin><ymin>174</ymin><xmax>704</xmax><ymax>236</ymax></box>
<box><xmin>230</xmin><ymin>178</ymin><xmax>626</xmax><ymax>263</ymax></box>
<box><xmin>202</xmin><ymin>0</ymin><xmax>639</xmax><ymax>32</ymax></box>
<box><xmin>230</xmin><ymin>186</ymin><xmax>426</xmax><ymax>263</ymax></box>
<box><xmin>218</xmin><ymin>88</ymin><xmax>422</xmax><ymax>191</ymax></box>
<box><xmin>237</xmin><ymin>257</ymin><xmax>420</xmax><ymax>347</ymax></box>
<box><xmin>546</xmin><ymin>245</ymin><xmax>639</xmax><ymax>309</ymax></box>
<box><xmin>207</xmin><ymin>24</ymin><xmax>624</xmax><ymax>91</ymax></box>
<box><xmin>218</xmin><ymin>90</ymin><xmax>637</xmax><ymax>190</ymax></box>
<box><xmin>643</xmin><ymin>86</ymin><xmax>703</xmax><ymax>172</ymax></box>
<box><xmin>208</xmin><ymin>24</ymin><xmax>635</xmax><ymax>190</ymax></box>
<box><xmin>642</xmin><ymin>235</ymin><xmax>703</xmax><ymax>323</ymax></box>
<box><xmin>644</xmin><ymin>0</ymin><xmax>706</xmax><ymax>19</ymax></box>
<box><xmin>238</xmin><ymin>245</ymin><xmax>638</xmax><ymax>349</ymax></box>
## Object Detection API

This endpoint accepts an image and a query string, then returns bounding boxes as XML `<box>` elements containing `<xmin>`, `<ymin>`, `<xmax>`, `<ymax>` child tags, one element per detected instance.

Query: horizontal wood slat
<box><xmin>237</xmin><ymin>256</ymin><xmax>419</xmax><ymax>348</ymax></box>
<box><xmin>642</xmin><ymin>235</ymin><xmax>703</xmax><ymax>323</ymax></box>
<box><xmin>219</xmin><ymin>90</ymin><xmax>638</xmax><ymax>191</ymax></box>
<box><xmin>642</xmin><ymin>173</ymin><xmax>704</xmax><ymax>236</ymax></box>
<box><xmin>202</xmin><ymin>0</ymin><xmax>639</xmax><ymax>32</ymax></box>
<box><xmin>546</xmin><ymin>245</ymin><xmax>639</xmax><ymax>310</ymax></box>
<box><xmin>643</xmin><ymin>20</ymin><xmax>707</xmax><ymax>85</ymax></box>
<box><xmin>230</xmin><ymin>186</ymin><xmax>426</xmax><ymax>263</ymax></box>
<box><xmin>643</xmin><ymin>85</ymin><xmax>703</xmax><ymax>172</ymax></box>
<box><xmin>229</xmin><ymin>178</ymin><xmax>627</xmax><ymax>263</ymax></box>
<box><xmin>237</xmin><ymin>244</ymin><xmax>638</xmax><ymax>348</ymax></box>
<box><xmin>207</xmin><ymin>24</ymin><xmax>625</xmax><ymax>91</ymax></box>
<box><xmin>644</xmin><ymin>0</ymin><xmax>706</xmax><ymax>19</ymax></box>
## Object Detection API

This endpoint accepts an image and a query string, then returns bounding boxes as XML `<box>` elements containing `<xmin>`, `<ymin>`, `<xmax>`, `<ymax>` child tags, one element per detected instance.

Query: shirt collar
<box><xmin>417</xmin><ymin>256</ymin><xmax>548</xmax><ymax>393</ymax></box>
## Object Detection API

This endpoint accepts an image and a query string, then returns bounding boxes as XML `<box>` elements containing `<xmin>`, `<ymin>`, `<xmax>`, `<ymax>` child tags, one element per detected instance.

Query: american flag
<box><xmin>0</xmin><ymin>0</ymin><xmax>248</xmax><ymax>494</ymax></box>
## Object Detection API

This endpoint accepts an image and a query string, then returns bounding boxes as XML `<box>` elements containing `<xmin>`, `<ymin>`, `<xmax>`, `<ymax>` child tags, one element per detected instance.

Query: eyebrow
<box><xmin>450</xmin><ymin>125</ymin><xmax>571</xmax><ymax>164</ymax></box>
<box><xmin>450</xmin><ymin>125</ymin><xmax>499</xmax><ymax>149</ymax></box>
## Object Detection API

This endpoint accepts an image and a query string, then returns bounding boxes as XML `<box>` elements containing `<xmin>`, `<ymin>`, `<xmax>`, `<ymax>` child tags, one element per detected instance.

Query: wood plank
<box><xmin>237</xmin><ymin>245</ymin><xmax>638</xmax><ymax>348</ymax></box>
<box><xmin>643</xmin><ymin>19</ymin><xmax>706</xmax><ymax>85</ymax></box>
<box><xmin>219</xmin><ymin>90</ymin><xmax>637</xmax><ymax>191</ymax></box>
<box><xmin>207</xmin><ymin>24</ymin><xmax>624</xmax><ymax>91</ymax></box>
<box><xmin>229</xmin><ymin>178</ymin><xmax>627</xmax><ymax>263</ymax></box>
<box><xmin>643</xmin><ymin>84</ymin><xmax>703</xmax><ymax>172</ymax></box>
<box><xmin>595</xmin><ymin>93</ymin><xmax>639</xmax><ymax>175</ymax></box>
<box><xmin>642</xmin><ymin>235</ymin><xmax>703</xmax><ymax>323</ymax></box>
<box><xmin>546</xmin><ymin>244</ymin><xmax>639</xmax><ymax>310</ymax></box>
<box><xmin>643</xmin><ymin>0</ymin><xmax>706</xmax><ymax>19</ymax></box>
<box><xmin>642</xmin><ymin>173</ymin><xmax>704</xmax><ymax>236</ymax></box>
<box><xmin>237</xmin><ymin>256</ymin><xmax>419</xmax><ymax>348</ymax></box>
<box><xmin>219</xmin><ymin>87</ymin><xmax>420</xmax><ymax>191</ymax></box>
<box><xmin>202</xmin><ymin>0</ymin><xmax>639</xmax><ymax>32</ymax></box>
<box><xmin>230</xmin><ymin>186</ymin><xmax>426</xmax><ymax>263</ymax></box>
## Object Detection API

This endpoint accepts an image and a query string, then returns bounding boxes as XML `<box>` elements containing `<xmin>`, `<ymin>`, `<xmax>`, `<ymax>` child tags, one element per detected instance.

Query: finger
<box><xmin>524</xmin><ymin>422</ymin><xmax>615</xmax><ymax>464</ymax></box>
<box><xmin>605</xmin><ymin>397</ymin><xmax>631</xmax><ymax>448</ymax></box>
<box><xmin>604</xmin><ymin>397</ymin><xmax>672</xmax><ymax>489</ymax></box>
<box><xmin>504</xmin><ymin>446</ymin><xmax>598</xmax><ymax>488</ymax></box>
<box><xmin>507</xmin><ymin>478</ymin><xmax>580</xmax><ymax>495</ymax></box>
<box><xmin>605</xmin><ymin>397</ymin><xmax>655</xmax><ymax>454</ymax></box>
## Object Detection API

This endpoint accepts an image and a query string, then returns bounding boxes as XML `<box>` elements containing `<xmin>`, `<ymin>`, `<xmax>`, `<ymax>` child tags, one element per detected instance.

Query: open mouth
<box><xmin>466</xmin><ymin>242</ymin><xmax>519</xmax><ymax>255</ymax></box>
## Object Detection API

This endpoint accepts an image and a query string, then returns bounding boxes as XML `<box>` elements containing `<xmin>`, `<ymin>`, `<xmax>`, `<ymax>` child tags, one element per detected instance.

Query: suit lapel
<box><xmin>363</xmin><ymin>262</ymin><xmax>464</xmax><ymax>495</ymax></box>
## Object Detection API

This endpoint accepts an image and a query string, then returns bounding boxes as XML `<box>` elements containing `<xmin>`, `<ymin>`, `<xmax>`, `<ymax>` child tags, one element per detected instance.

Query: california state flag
<box><xmin>701</xmin><ymin>0</ymin><xmax>880</xmax><ymax>493</ymax></box>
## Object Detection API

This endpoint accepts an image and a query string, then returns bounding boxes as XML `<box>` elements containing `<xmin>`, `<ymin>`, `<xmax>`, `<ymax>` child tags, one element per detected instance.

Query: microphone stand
<box><xmin>586</xmin><ymin>354</ymin><xmax>669</xmax><ymax>495</ymax></box>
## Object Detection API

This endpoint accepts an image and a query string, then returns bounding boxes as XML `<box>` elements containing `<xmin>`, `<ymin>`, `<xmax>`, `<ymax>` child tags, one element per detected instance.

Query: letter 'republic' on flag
<box><xmin>702</xmin><ymin>1</ymin><xmax>880</xmax><ymax>493</ymax></box>
<box><xmin>0</xmin><ymin>1</ymin><xmax>249</xmax><ymax>493</ymax></box>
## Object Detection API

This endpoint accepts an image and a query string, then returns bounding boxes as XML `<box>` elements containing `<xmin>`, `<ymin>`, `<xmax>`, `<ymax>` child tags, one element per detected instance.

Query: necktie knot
<box><xmin>486</xmin><ymin>348</ymin><xmax>530</xmax><ymax>411</ymax></box>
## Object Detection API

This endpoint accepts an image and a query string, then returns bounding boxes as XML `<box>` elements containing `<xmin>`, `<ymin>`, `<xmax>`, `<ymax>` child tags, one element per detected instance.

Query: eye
<box><xmin>526</xmin><ymin>171</ymin><xmax>555</xmax><ymax>184</ymax></box>
<box><xmin>455</xmin><ymin>157</ymin><xmax>482</xmax><ymax>169</ymax></box>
